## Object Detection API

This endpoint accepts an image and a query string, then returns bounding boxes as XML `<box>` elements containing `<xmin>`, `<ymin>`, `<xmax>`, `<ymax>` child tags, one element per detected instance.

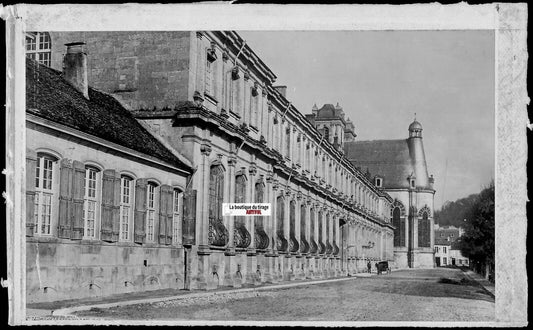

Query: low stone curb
<box><xmin>51</xmin><ymin>276</ymin><xmax>358</xmax><ymax>317</ymax></box>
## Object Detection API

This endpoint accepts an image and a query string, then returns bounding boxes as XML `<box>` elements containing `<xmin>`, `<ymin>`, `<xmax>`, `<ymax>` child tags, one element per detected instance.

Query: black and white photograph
<box><xmin>1</xmin><ymin>3</ymin><xmax>528</xmax><ymax>326</ymax></box>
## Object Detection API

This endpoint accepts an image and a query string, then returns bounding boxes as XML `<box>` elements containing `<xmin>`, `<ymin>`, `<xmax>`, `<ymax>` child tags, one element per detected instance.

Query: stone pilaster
<box><xmin>223</xmin><ymin>154</ymin><xmax>238</xmax><ymax>287</ymax></box>
<box><xmin>245</xmin><ymin>163</ymin><xmax>259</xmax><ymax>285</ymax></box>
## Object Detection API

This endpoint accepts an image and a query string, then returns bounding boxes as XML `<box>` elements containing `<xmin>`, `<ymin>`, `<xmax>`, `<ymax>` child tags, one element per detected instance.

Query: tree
<box><xmin>456</xmin><ymin>182</ymin><xmax>495</xmax><ymax>280</ymax></box>
<box><xmin>434</xmin><ymin>193</ymin><xmax>478</xmax><ymax>227</ymax></box>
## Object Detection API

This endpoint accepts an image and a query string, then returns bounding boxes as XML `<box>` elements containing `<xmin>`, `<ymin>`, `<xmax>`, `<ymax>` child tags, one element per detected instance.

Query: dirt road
<box><xmin>74</xmin><ymin>268</ymin><xmax>494</xmax><ymax>322</ymax></box>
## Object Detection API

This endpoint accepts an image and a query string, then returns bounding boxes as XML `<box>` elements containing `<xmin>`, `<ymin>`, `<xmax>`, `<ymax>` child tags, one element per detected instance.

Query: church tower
<box><xmin>407</xmin><ymin>119</ymin><xmax>430</xmax><ymax>189</ymax></box>
<box><xmin>305</xmin><ymin>103</ymin><xmax>357</xmax><ymax>152</ymax></box>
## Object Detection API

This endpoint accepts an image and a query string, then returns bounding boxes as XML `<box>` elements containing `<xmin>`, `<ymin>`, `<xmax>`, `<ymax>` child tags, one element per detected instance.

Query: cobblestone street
<box><xmin>72</xmin><ymin>268</ymin><xmax>494</xmax><ymax>322</ymax></box>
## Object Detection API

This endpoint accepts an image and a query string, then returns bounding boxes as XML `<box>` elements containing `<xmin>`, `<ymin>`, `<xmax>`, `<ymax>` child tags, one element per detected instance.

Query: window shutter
<box><xmin>165</xmin><ymin>189</ymin><xmax>174</xmax><ymax>245</ymax></box>
<box><xmin>70</xmin><ymin>160</ymin><xmax>86</xmax><ymax>240</ymax></box>
<box><xmin>134</xmin><ymin>179</ymin><xmax>148</xmax><ymax>244</ymax></box>
<box><xmin>111</xmin><ymin>172</ymin><xmax>121</xmax><ymax>242</ymax></box>
<box><xmin>100</xmin><ymin>169</ymin><xmax>116</xmax><ymax>242</ymax></box>
<box><xmin>58</xmin><ymin>158</ymin><xmax>74</xmax><ymax>238</ymax></box>
<box><xmin>182</xmin><ymin>189</ymin><xmax>197</xmax><ymax>246</ymax></box>
<box><xmin>25</xmin><ymin>149</ymin><xmax>38</xmax><ymax>237</ymax></box>
<box><xmin>158</xmin><ymin>185</ymin><xmax>172</xmax><ymax>245</ymax></box>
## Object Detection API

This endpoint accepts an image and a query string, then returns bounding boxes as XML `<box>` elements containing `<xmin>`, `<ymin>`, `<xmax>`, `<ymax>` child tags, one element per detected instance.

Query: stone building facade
<box><xmin>344</xmin><ymin>120</ymin><xmax>436</xmax><ymax>268</ymax></box>
<box><xmin>25</xmin><ymin>50</ymin><xmax>193</xmax><ymax>303</ymax></box>
<box><xmin>26</xmin><ymin>31</ymin><xmax>395</xmax><ymax>302</ymax></box>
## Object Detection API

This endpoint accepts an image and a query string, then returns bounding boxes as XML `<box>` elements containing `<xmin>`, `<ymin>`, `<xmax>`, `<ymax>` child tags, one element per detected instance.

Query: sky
<box><xmin>239</xmin><ymin>30</ymin><xmax>495</xmax><ymax>211</ymax></box>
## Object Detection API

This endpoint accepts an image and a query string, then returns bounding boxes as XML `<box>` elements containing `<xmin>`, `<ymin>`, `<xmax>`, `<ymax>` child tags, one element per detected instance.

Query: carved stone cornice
<box><xmin>222</xmin><ymin>51</ymin><xmax>229</xmax><ymax>62</ymax></box>
<box><xmin>227</xmin><ymin>155</ymin><xmax>238</xmax><ymax>167</ymax></box>
<box><xmin>249</xmin><ymin>162</ymin><xmax>258</xmax><ymax>176</ymax></box>
<box><xmin>200</xmin><ymin>144</ymin><xmax>212</xmax><ymax>156</ymax></box>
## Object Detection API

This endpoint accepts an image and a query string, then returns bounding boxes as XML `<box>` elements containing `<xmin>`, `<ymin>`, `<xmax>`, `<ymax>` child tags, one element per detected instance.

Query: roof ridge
<box><xmin>345</xmin><ymin>139</ymin><xmax>407</xmax><ymax>143</ymax></box>
<box><xmin>26</xmin><ymin>57</ymin><xmax>192</xmax><ymax>172</ymax></box>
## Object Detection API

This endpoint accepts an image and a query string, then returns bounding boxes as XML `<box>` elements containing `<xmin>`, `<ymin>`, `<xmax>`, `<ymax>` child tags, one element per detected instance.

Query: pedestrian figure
<box><xmin>375</xmin><ymin>263</ymin><xmax>379</xmax><ymax>275</ymax></box>
<box><xmin>367</xmin><ymin>260</ymin><xmax>371</xmax><ymax>273</ymax></box>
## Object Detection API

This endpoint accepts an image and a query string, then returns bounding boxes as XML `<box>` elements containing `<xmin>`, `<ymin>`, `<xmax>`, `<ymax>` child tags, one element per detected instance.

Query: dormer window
<box><xmin>375</xmin><ymin>177</ymin><xmax>383</xmax><ymax>188</ymax></box>
<box><xmin>410</xmin><ymin>179</ymin><xmax>416</xmax><ymax>188</ymax></box>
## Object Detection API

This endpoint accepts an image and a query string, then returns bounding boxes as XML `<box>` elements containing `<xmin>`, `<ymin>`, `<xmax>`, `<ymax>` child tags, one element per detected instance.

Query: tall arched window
<box><xmin>34</xmin><ymin>153</ymin><xmax>58</xmax><ymax>235</ymax></box>
<box><xmin>300</xmin><ymin>203</ymin><xmax>309</xmax><ymax>253</ymax></box>
<box><xmin>145</xmin><ymin>182</ymin><xmax>159</xmax><ymax>242</ymax></box>
<box><xmin>309</xmin><ymin>207</ymin><xmax>317</xmax><ymax>254</ymax></box>
<box><xmin>318</xmin><ymin>210</ymin><xmax>325</xmax><ymax>254</ymax></box>
<box><xmin>234</xmin><ymin>174</ymin><xmax>250</xmax><ymax>248</ymax></box>
<box><xmin>208</xmin><ymin>164</ymin><xmax>227</xmax><ymax>246</ymax></box>
<box><xmin>325</xmin><ymin>213</ymin><xmax>332</xmax><ymax>254</ymax></box>
<box><xmin>391</xmin><ymin>200</ymin><xmax>406</xmax><ymax>247</ymax></box>
<box><xmin>119</xmin><ymin>175</ymin><xmax>134</xmax><ymax>241</ymax></box>
<box><xmin>26</xmin><ymin>32</ymin><xmax>51</xmax><ymax>66</ymax></box>
<box><xmin>392</xmin><ymin>208</ymin><xmax>401</xmax><ymax>247</ymax></box>
<box><xmin>418</xmin><ymin>208</ymin><xmax>431</xmax><ymax>248</ymax></box>
<box><xmin>276</xmin><ymin>196</ymin><xmax>287</xmax><ymax>251</ymax></box>
<box><xmin>83</xmin><ymin>166</ymin><xmax>101</xmax><ymax>239</ymax></box>
<box><xmin>289</xmin><ymin>200</ymin><xmax>298</xmax><ymax>253</ymax></box>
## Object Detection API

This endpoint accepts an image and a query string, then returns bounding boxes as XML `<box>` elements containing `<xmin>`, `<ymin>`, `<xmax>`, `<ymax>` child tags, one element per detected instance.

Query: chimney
<box><xmin>63</xmin><ymin>42</ymin><xmax>89</xmax><ymax>99</ymax></box>
<box><xmin>274</xmin><ymin>85</ymin><xmax>287</xmax><ymax>98</ymax></box>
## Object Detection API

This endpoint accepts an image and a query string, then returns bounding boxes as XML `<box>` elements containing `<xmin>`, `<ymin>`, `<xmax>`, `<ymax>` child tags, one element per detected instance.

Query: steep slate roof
<box><xmin>434</xmin><ymin>238</ymin><xmax>452</xmax><ymax>246</ymax></box>
<box><xmin>344</xmin><ymin>139</ymin><xmax>413</xmax><ymax>189</ymax></box>
<box><xmin>26</xmin><ymin>58</ymin><xmax>191</xmax><ymax>172</ymax></box>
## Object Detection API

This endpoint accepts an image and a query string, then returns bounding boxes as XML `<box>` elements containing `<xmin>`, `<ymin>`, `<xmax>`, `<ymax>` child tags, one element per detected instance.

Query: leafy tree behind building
<box><xmin>434</xmin><ymin>193</ymin><xmax>478</xmax><ymax>227</ymax></box>
<box><xmin>455</xmin><ymin>182</ymin><xmax>495</xmax><ymax>280</ymax></box>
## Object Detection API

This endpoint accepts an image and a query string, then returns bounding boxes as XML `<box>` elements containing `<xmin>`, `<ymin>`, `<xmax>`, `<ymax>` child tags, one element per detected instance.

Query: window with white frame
<box><xmin>146</xmin><ymin>182</ymin><xmax>158</xmax><ymax>242</ymax></box>
<box><xmin>34</xmin><ymin>153</ymin><xmax>58</xmax><ymax>235</ymax></box>
<box><xmin>83</xmin><ymin>166</ymin><xmax>101</xmax><ymax>239</ymax></box>
<box><xmin>443</xmin><ymin>246</ymin><xmax>447</xmax><ymax>253</ymax></box>
<box><xmin>119</xmin><ymin>175</ymin><xmax>134</xmax><ymax>241</ymax></box>
<box><xmin>375</xmin><ymin>177</ymin><xmax>382</xmax><ymax>188</ymax></box>
<box><xmin>172</xmin><ymin>189</ymin><xmax>183</xmax><ymax>245</ymax></box>
<box><xmin>26</xmin><ymin>32</ymin><xmax>52</xmax><ymax>66</ymax></box>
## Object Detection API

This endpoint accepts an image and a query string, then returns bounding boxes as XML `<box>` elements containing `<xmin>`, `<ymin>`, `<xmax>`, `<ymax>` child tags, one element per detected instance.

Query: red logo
<box><xmin>246</xmin><ymin>210</ymin><xmax>262</xmax><ymax>215</ymax></box>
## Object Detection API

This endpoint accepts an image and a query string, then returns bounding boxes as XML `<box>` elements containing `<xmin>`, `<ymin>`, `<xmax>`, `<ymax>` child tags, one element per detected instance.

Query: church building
<box><xmin>344</xmin><ymin>120</ymin><xmax>436</xmax><ymax>268</ymax></box>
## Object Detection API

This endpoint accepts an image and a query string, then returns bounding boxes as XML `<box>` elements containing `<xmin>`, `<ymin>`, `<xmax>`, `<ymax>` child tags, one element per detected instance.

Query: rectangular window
<box><xmin>26</xmin><ymin>35</ymin><xmax>36</xmax><ymax>51</ymax></box>
<box><xmin>25</xmin><ymin>32</ymin><xmax>52</xmax><ymax>66</ymax></box>
<box><xmin>119</xmin><ymin>176</ymin><xmax>133</xmax><ymax>241</ymax></box>
<box><xmin>146</xmin><ymin>183</ymin><xmax>157</xmax><ymax>242</ymax></box>
<box><xmin>38</xmin><ymin>52</ymin><xmax>51</xmax><ymax>67</ymax></box>
<box><xmin>34</xmin><ymin>155</ymin><xmax>56</xmax><ymax>235</ymax></box>
<box><xmin>39</xmin><ymin>32</ymin><xmax>51</xmax><ymax>49</ymax></box>
<box><xmin>83</xmin><ymin>167</ymin><xmax>100</xmax><ymax>239</ymax></box>
<box><xmin>172</xmin><ymin>189</ymin><xmax>182</xmax><ymax>245</ymax></box>
<box><xmin>205</xmin><ymin>59</ymin><xmax>213</xmax><ymax>95</ymax></box>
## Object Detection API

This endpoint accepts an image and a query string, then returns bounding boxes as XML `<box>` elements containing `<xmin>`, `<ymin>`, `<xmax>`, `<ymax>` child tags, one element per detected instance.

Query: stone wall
<box><xmin>26</xmin><ymin>124</ymin><xmax>189</xmax><ymax>303</ymax></box>
<box><xmin>49</xmin><ymin>31</ymin><xmax>192</xmax><ymax>110</ymax></box>
<box><xmin>26</xmin><ymin>240</ymin><xmax>185</xmax><ymax>303</ymax></box>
